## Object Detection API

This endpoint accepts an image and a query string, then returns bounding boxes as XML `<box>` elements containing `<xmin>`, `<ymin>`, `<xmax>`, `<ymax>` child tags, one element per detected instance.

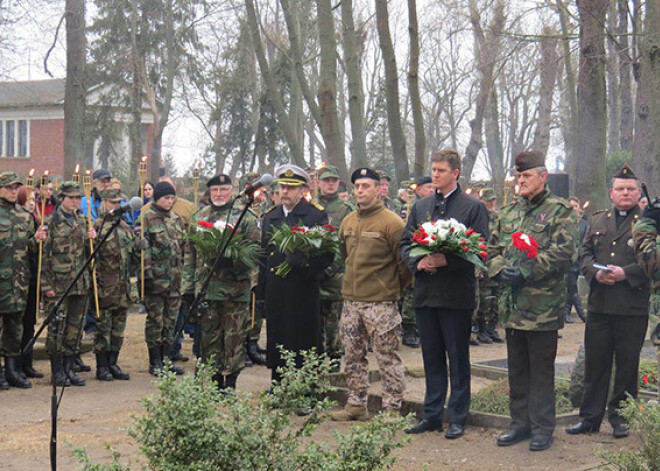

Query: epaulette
<box><xmin>592</xmin><ymin>209</ymin><xmax>607</xmax><ymax>216</ymax></box>
<box><xmin>263</xmin><ymin>205</ymin><xmax>278</xmax><ymax>215</ymax></box>
<box><xmin>312</xmin><ymin>202</ymin><xmax>324</xmax><ymax>211</ymax></box>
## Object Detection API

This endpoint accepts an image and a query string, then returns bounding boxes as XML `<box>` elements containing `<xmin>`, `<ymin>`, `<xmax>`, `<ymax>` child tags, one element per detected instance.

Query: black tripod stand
<box><xmin>23</xmin><ymin>214</ymin><xmax>123</xmax><ymax>471</ymax></box>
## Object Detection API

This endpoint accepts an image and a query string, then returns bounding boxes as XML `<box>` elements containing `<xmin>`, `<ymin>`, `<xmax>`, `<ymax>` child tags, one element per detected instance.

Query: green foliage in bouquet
<box><xmin>188</xmin><ymin>219</ymin><xmax>261</xmax><ymax>270</ymax></box>
<box><xmin>268</xmin><ymin>222</ymin><xmax>340</xmax><ymax>277</ymax></box>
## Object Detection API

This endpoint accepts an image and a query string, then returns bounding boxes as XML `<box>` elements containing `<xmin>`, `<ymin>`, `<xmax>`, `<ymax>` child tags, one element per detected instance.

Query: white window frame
<box><xmin>0</xmin><ymin>119</ymin><xmax>30</xmax><ymax>158</ymax></box>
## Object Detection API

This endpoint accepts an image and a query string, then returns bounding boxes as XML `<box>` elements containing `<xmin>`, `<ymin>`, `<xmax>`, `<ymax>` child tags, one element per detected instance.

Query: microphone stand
<box><xmin>171</xmin><ymin>193</ymin><xmax>256</xmax><ymax>353</ymax></box>
<box><xmin>23</xmin><ymin>214</ymin><xmax>124</xmax><ymax>471</ymax></box>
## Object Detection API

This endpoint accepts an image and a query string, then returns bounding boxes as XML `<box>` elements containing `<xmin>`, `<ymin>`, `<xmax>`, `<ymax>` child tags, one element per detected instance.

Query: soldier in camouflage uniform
<box><xmin>42</xmin><ymin>181</ymin><xmax>97</xmax><ymax>387</ymax></box>
<box><xmin>183</xmin><ymin>174</ymin><xmax>261</xmax><ymax>390</ymax></box>
<box><xmin>331</xmin><ymin>168</ymin><xmax>411</xmax><ymax>421</ymax></box>
<box><xmin>488</xmin><ymin>151</ymin><xmax>577</xmax><ymax>451</ymax></box>
<box><xmin>632</xmin><ymin>202</ymin><xmax>660</xmax><ymax>400</ymax></box>
<box><xmin>93</xmin><ymin>189</ymin><xmax>145</xmax><ymax>381</ymax></box>
<box><xmin>0</xmin><ymin>172</ymin><xmax>47</xmax><ymax>389</ymax></box>
<box><xmin>474</xmin><ymin>188</ymin><xmax>503</xmax><ymax>344</ymax></box>
<box><xmin>317</xmin><ymin>166</ymin><xmax>354</xmax><ymax>364</ymax></box>
<box><xmin>143</xmin><ymin>181</ymin><xmax>185</xmax><ymax>376</ymax></box>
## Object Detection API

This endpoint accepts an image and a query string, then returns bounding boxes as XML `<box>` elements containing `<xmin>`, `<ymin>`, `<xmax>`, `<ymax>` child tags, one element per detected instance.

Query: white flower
<box><xmin>213</xmin><ymin>220</ymin><xmax>228</xmax><ymax>231</ymax></box>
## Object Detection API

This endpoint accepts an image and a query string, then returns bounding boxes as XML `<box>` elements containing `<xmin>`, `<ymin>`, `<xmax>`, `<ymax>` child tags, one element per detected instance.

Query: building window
<box><xmin>6</xmin><ymin>120</ymin><xmax>14</xmax><ymax>157</ymax></box>
<box><xmin>18</xmin><ymin>120</ymin><xmax>28</xmax><ymax>157</ymax></box>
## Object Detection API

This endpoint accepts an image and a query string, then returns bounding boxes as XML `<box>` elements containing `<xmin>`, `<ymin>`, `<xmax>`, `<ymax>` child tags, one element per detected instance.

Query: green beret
<box><xmin>58</xmin><ymin>181</ymin><xmax>82</xmax><ymax>197</ymax></box>
<box><xmin>480</xmin><ymin>187</ymin><xmax>496</xmax><ymax>201</ymax></box>
<box><xmin>514</xmin><ymin>150</ymin><xmax>546</xmax><ymax>172</ymax></box>
<box><xmin>100</xmin><ymin>189</ymin><xmax>123</xmax><ymax>201</ymax></box>
<box><xmin>318</xmin><ymin>166</ymin><xmax>340</xmax><ymax>180</ymax></box>
<box><xmin>0</xmin><ymin>171</ymin><xmax>22</xmax><ymax>188</ymax></box>
<box><xmin>613</xmin><ymin>163</ymin><xmax>637</xmax><ymax>180</ymax></box>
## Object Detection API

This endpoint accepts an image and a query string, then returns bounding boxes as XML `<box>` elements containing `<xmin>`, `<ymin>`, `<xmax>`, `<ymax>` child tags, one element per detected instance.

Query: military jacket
<box><xmin>143</xmin><ymin>203</ymin><xmax>184</xmax><ymax>296</ymax></box>
<box><xmin>580</xmin><ymin>206</ymin><xmax>649</xmax><ymax>316</ymax></box>
<box><xmin>183</xmin><ymin>203</ymin><xmax>260</xmax><ymax>302</ymax></box>
<box><xmin>632</xmin><ymin>217</ymin><xmax>660</xmax><ymax>345</ymax></box>
<box><xmin>487</xmin><ymin>186</ymin><xmax>577</xmax><ymax>330</ymax></box>
<box><xmin>41</xmin><ymin>206</ymin><xmax>91</xmax><ymax>296</ymax></box>
<box><xmin>93</xmin><ymin>211</ymin><xmax>138</xmax><ymax>309</ymax></box>
<box><xmin>0</xmin><ymin>197</ymin><xmax>37</xmax><ymax>313</ymax></box>
<box><xmin>317</xmin><ymin>192</ymin><xmax>354</xmax><ymax>300</ymax></box>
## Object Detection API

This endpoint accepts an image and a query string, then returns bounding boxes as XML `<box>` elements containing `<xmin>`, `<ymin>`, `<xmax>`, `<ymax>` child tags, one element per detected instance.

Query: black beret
<box><xmin>207</xmin><ymin>174</ymin><xmax>232</xmax><ymax>187</ymax></box>
<box><xmin>351</xmin><ymin>167</ymin><xmax>380</xmax><ymax>184</ymax></box>
<box><xmin>414</xmin><ymin>176</ymin><xmax>432</xmax><ymax>186</ymax></box>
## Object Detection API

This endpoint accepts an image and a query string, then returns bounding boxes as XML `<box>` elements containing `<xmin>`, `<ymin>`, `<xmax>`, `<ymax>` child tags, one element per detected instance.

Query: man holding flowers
<box><xmin>183</xmin><ymin>174</ymin><xmax>261</xmax><ymax>391</ymax></box>
<box><xmin>400</xmin><ymin>149</ymin><xmax>489</xmax><ymax>439</ymax></box>
<box><xmin>488</xmin><ymin>150</ymin><xmax>577</xmax><ymax>451</ymax></box>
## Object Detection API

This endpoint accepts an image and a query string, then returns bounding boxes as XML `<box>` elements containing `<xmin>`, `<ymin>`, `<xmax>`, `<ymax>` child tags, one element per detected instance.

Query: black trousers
<box><xmin>580</xmin><ymin>312</ymin><xmax>647</xmax><ymax>427</ymax></box>
<box><xmin>415</xmin><ymin>307</ymin><xmax>472</xmax><ymax>426</ymax></box>
<box><xmin>506</xmin><ymin>329</ymin><xmax>558</xmax><ymax>436</ymax></box>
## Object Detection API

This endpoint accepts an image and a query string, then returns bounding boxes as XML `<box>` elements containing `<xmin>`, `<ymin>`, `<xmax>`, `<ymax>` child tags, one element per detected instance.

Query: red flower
<box><xmin>197</xmin><ymin>221</ymin><xmax>213</xmax><ymax>229</ymax></box>
<box><xmin>479</xmin><ymin>237</ymin><xmax>485</xmax><ymax>242</ymax></box>
<box><xmin>463</xmin><ymin>246</ymin><xmax>470</xmax><ymax>252</ymax></box>
<box><xmin>459</xmin><ymin>240</ymin><xmax>467</xmax><ymax>246</ymax></box>
<box><xmin>479</xmin><ymin>244</ymin><xmax>487</xmax><ymax>250</ymax></box>
<box><xmin>465</xmin><ymin>228</ymin><xmax>474</xmax><ymax>236</ymax></box>
<box><xmin>449</xmin><ymin>227</ymin><xmax>455</xmax><ymax>233</ymax></box>
<box><xmin>512</xmin><ymin>232</ymin><xmax>539</xmax><ymax>259</ymax></box>
<box><xmin>642</xmin><ymin>374</ymin><xmax>649</xmax><ymax>385</ymax></box>
<box><xmin>323</xmin><ymin>224</ymin><xmax>337</xmax><ymax>232</ymax></box>
<box><xmin>479</xmin><ymin>251</ymin><xmax>488</xmax><ymax>259</ymax></box>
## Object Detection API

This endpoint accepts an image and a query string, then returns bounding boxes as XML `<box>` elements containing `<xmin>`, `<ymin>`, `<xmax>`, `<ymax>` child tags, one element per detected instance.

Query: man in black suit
<box><xmin>566</xmin><ymin>164</ymin><xmax>650</xmax><ymax>439</ymax></box>
<box><xmin>400</xmin><ymin>149</ymin><xmax>489</xmax><ymax>439</ymax></box>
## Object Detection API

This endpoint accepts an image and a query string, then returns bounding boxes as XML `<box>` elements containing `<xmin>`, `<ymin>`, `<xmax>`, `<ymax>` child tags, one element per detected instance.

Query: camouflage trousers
<box><xmin>340</xmin><ymin>300</ymin><xmax>406</xmax><ymax>410</ymax></box>
<box><xmin>46</xmin><ymin>294</ymin><xmax>88</xmax><ymax>356</ymax></box>
<box><xmin>94</xmin><ymin>306</ymin><xmax>127</xmax><ymax>353</ymax></box>
<box><xmin>248</xmin><ymin>292</ymin><xmax>263</xmax><ymax>342</ymax></box>
<box><xmin>400</xmin><ymin>285</ymin><xmax>416</xmax><ymax>326</ymax></box>
<box><xmin>0</xmin><ymin>311</ymin><xmax>23</xmax><ymax>357</ymax></box>
<box><xmin>201</xmin><ymin>301</ymin><xmax>249</xmax><ymax>376</ymax></box>
<box><xmin>475</xmin><ymin>281</ymin><xmax>500</xmax><ymax>324</ymax></box>
<box><xmin>321</xmin><ymin>299</ymin><xmax>343</xmax><ymax>358</ymax></box>
<box><xmin>144</xmin><ymin>295</ymin><xmax>181</xmax><ymax>349</ymax></box>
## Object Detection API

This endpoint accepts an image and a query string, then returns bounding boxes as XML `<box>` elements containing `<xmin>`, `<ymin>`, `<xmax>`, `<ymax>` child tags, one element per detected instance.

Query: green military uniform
<box><xmin>42</xmin><ymin>181</ymin><xmax>92</xmax><ymax>386</ymax></box>
<box><xmin>633</xmin><ymin>216</ymin><xmax>660</xmax><ymax>397</ymax></box>
<box><xmin>143</xmin><ymin>188</ymin><xmax>185</xmax><ymax>375</ymax></box>
<box><xmin>399</xmin><ymin>190</ymin><xmax>424</xmax><ymax>347</ymax></box>
<box><xmin>0</xmin><ymin>172</ymin><xmax>37</xmax><ymax>389</ymax></box>
<box><xmin>488</xmin><ymin>150</ymin><xmax>577</xmax><ymax>443</ymax></box>
<box><xmin>183</xmin><ymin>176</ymin><xmax>260</xmax><ymax>389</ymax></box>
<box><xmin>317</xmin><ymin>166</ymin><xmax>354</xmax><ymax>360</ymax></box>
<box><xmin>93</xmin><ymin>189</ymin><xmax>140</xmax><ymax>381</ymax></box>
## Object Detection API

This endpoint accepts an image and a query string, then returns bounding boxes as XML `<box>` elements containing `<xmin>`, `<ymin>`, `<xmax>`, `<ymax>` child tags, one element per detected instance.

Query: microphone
<box><xmin>239</xmin><ymin>173</ymin><xmax>274</xmax><ymax>197</ymax></box>
<box><xmin>106</xmin><ymin>196</ymin><xmax>143</xmax><ymax>218</ymax></box>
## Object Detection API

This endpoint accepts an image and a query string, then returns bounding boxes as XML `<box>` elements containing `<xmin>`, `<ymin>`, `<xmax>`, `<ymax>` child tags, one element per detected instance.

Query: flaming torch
<box><xmin>139</xmin><ymin>156</ymin><xmax>148</xmax><ymax>301</ymax></box>
<box><xmin>503</xmin><ymin>175</ymin><xmax>516</xmax><ymax>205</ymax></box>
<box><xmin>72</xmin><ymin>164</ymin><xmax>81</xmax><ymax>185</ymax></box>
<box><xmin>26</xmin><ymin>168</ymin><xmax>35</xmax><ymax>196</ymax></box>
<box><xmin>35</xmin><ymin>170</ymin><xmax>50</xmax><ymax>318</ymax></box>
<box><xmin>83</xmin><ymin>170</ymin><xmax>101</xmax><ymax>319</ymax></box>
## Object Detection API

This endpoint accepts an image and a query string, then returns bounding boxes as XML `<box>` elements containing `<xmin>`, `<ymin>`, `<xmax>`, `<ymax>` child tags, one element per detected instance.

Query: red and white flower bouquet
<box><xmin>268</xmin><ymin>223</ymin><xmax>339</xmax><ymax>277</ymax></box>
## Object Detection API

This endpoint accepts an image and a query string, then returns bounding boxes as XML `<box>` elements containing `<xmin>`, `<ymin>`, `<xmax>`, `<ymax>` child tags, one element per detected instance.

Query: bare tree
<box><xmin>407</xmin><ymin>0</ymin><xmax>425</xmax><ymax>177</ymax></box>
<box><xmin>617</xmin><ymin>0</ymin><xmax>634</xmax><ymax>152</ymax></box>
<box><xmin>533</xmin><ymin>27</ymin><xmax>559</xmax><ymax>156</ymax></box>
<box><xmin>64</xmin><ymin>0</ymin><xmax>86</xmax><ymax>176</ymax></box>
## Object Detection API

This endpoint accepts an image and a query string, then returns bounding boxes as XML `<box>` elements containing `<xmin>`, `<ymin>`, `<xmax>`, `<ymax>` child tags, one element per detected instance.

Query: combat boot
<box><xmin>225</xmin><ymin>372</ymin><xmax>239</xmax><ymax>390</ymax></box>
<box><xmin>21</xmin><ymin>350</ymin><xmax>44</xmax><ymax>378</ymax></box>
<box><xmin>51</xmin><ymin>355</ymin><xmax>70</xmax><ymax>387</ymax></box>
<box><xmin>476</xmin><ymin>321</ymin><xmax>493</xmax><ymax>344</ymax></box>
<box><xmin>246</xmin><ymin>340</ymin><xmax>267</xmax><ymax>365</ymax></box>
<box><xmin>212</xmin><ymin>372</ymin><xmax>225</xmax><ymax>390</ymax></box>
<box><xmin>162</xmin><ymin>346</ymin><xmax>184</xmax><ymax>375</ymax></box>
<box><xmin>244</xmin><ymin>347</ymin><xmax>253</xmax><ymax>367</ymax></box>
<box><xmin>563</xmin><ymin>304</ymin><xmax>574</xmax><ymax>324</ymax></box>
<box><xmin>95</xmin><ymin>352</ymin><xmax>113</xmax><ymax>381</ymax></box>
<box><xmin>148</xmin><ymin>346</ymin><xmax>163</xmax><ymax>376</ymax></box>
<box><xmin>469</xmin><ymin>337</ymin><xmax>480</xmax><ymax>346</ymax></box>
<box><xmin>331</xmin><ymin>404</ymin><xmax>369</xmax><ymax>422</ymax></box>
<box><xmin>401</xmin><ymin>324</ymin><xmax>420</xmax><ymax>348</ymax></box>
<box><xmin>5</xmin><ymin>357</ymin><xmax>31</xmax><ymax>388</ymax></box>
<box><xmin>72</xmin><ymin>354</ymin><xmax>91</xmax><ymax>373</ymax></box>
<box><xmin>0</xmin><ymin>359</ymin><xmax>10</xmax><ymax>390</ymax></box>
<box><xmin>108</xmin><ymin>351</ymin><xmax>130</xmax><ymax>380</ymax></box>
<box><xmin>486</xmin><ymin>321</ymin><xmax>504</xmax><ymax>343</ymax></box>
<box><xmin>63</xmin><ymin>355</ymin><xmax>86</xmax><ymax>386</ymax></box>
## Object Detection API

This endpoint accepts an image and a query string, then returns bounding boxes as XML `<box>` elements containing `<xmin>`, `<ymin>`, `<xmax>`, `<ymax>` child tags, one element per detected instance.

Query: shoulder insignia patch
<box><xmin>313</xmin><ymin>202</ymin><xmax>325</xmax><ymax>211</ymax></box>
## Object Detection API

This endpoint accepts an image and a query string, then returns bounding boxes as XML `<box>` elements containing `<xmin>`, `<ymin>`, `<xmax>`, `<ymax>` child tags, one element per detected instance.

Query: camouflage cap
<box><xmin>100</xmin><ymin>189</ymin><xmax>123</xmax><ymax>202</ymax></box>
<box><xmin>399</xmin><ymin>180</ymin><xmax>411</xmax><ymax>190</ymax></box>
<box><xmin>58</xmin><ymin>181</ymin><xmax>82</xmax><ymax>197</ymax></box>
<box><xmin>318</xmin><ymin>166</ymin><xmax>340</xmax><ymax>180</ymax></box>
<box><xmin>514</xmin><ymin>150</ymin><xmax>546</xmax><ymax>172</ymax></box>
<box><xmin>0</xmin><ymin>171</ymin><xmax>22</xmax><ymax>188</ymax></box>
<box><xmin>480</xmin><ymin>187</ymin><xmax>496</xmax><ymax>201</ymax></box>
<box><xmin>376</xmin><ymin>170</ymin><xmax>391</xmax><ymax>182</ymax></box>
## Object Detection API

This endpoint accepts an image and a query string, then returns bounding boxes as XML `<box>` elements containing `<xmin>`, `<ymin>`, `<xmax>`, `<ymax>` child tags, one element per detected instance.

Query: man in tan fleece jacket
<box><xmin>331</xmin><ymin>167</ymin><xmax>412</xmax><ymax>421</ymax></box>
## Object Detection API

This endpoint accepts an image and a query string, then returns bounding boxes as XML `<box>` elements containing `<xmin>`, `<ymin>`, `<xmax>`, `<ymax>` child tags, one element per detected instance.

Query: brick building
<box><xmin>0</xmin><ymin>78</ymin><xmax>154</xmax><ymax>180</ymax></box>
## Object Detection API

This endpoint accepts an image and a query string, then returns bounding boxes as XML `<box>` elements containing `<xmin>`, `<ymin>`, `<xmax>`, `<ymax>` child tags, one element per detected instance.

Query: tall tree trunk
<box><xmin>64</xmin><ymin>0</ymin><xmax>86</xmax><ymax>176</ymax></box>
<box><xmin>555</xmin><ymin>0</ymin><xmax>579</xmax><ymax>193</ymax></box>
<box><xmin>407</xmin><ymin>0</ymin><xmax>425</xmax><ymax>177</ymax></box>
<box><xmin>533</xmin><ymin>27</ymin><xmax>559</xmax><ymax>156</ymax></box>
<box><xmin>576</xmin><ymin>0</ymin><xmax>608</xmax><ymax>210</ymax></box>
<box><xmin>129</xmin><ymin>5</ymin><xmax>142</xmax><ymax>185</ymax></box>
<box><xmin>633</xmin><ymin>0</ymin><xmax>660</xmax><ymax>194</ymax></box>
<box><xmin>606</xmin><ymin>3</ymin><xmax>621</xmax><ymax>154</ymax></box>
<box><xmin>316</xmin><ymin>0</ymin><xmax>347</xmax><ymax>179</ymax></box>
<box><xmin>484</xmin><ymin>88</ymin><xmax>504</xmax><ymax>198</ymax></box>
<box><xmin>245</xmin><ymin>0</ymin><xmax>305</xmax><ymax>166</ymax></box>
<box><xmin>375</xmin><ymin>0</ymin><xmax>409</xmax><ymax>184</ymax></box>
<box><xmin>618</xmin><ymin>0</ymin><xmax>634</xmax><ymax>152</ymax></box>
<box><xmin>341</xmin><ymin>0</ymin><xmax>367</xmax><ymax>169</ymax></box>
<box><xmin>463</xmin><ymin>0</ymin><xmax>505</xmax><ymax>181</ymax></box>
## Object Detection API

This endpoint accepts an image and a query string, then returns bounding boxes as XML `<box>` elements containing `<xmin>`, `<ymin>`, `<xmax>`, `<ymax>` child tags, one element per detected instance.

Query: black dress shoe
<box><xmin>497</xmin><ymin>428</ymin><xmax>531</xmax><ymax>446</ymax></box>
<box><xmin>405</xmin><ymin>419</ymin><xmax>443</xmax><ymax>434</ymax></box>
<box><xmin>529</xmin><ymin>434</ymin><xmax>553</xmax><ymax>451</ymax></box>
<box><xmin>445</xmin><ymin>423</ymin><xmax>464</xmax><ymax>439</ymax></box>
<box><xmin>612</xmin><ymin>425</ymin><xmax>630</xmax><ymax>438</ymax></box>
<box><xmin>565</xmin><ymin>421</ymin><xmax>600</xmax><ymax>435</ymax></box>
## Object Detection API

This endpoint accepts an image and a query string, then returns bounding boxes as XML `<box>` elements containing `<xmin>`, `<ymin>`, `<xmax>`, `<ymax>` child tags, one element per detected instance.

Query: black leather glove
<box><xmin>643</xmin><ymin>203</ymin><xmax>660</xmax><ymax>227</ymax></box>
<box><xmin>498</xmin><ymin>266</ymin><xmax>524</xmax><ymax>289</ymax></box>
<box><xmin>182</xmin><ymin>293</ymin><xmax>194</xmax><ymax>307</ymax></box>
<box><xmin>286</xmin><ymin>249</ymin><xmax>309</xmax><ymax>269</ymax></box>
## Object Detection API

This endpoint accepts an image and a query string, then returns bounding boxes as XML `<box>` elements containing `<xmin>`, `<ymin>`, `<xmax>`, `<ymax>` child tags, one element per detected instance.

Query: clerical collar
<box><xmin>617</xmin><ymin>210</ymin><xmax>628</xmax><ymax>217</ymax></box>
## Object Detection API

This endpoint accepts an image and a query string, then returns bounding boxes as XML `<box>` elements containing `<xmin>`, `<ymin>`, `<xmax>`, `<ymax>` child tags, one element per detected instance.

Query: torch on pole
<box><xmin>35</xmin><ymin>170</ymin><xmax>49</xmax><ymax>319</ymax></box>
<box><xmin>139</xmin><ymin>156</ymin><xmax>148</xmax><ymax>301</ymax></box>
<box><xmin>82</xmin><ymin>170</ymin><xmax>101</xmax><ymax>319</ymax></box>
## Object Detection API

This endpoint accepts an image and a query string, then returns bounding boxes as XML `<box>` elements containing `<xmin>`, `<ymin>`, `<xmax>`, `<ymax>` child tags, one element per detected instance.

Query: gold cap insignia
<box><xmin>285</xmin><ymin>169</ymin><xmax>294</xmax><ymax>177</ymax></box>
